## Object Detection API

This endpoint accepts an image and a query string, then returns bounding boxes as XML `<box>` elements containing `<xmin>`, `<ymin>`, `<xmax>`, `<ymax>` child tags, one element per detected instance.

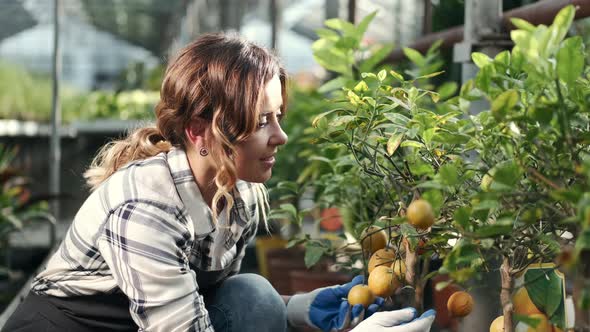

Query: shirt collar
<box><xmin>165</xmin><ymin>148</ymin><xmax>251</xmax><ymax>237</ymax></box>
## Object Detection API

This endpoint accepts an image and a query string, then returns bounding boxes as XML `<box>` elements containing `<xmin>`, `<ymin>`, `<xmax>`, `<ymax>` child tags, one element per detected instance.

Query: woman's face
<box><xmin>234</xmin><ymin>75</ymin><xmax>288</xmax><ymax>183</ymax></box>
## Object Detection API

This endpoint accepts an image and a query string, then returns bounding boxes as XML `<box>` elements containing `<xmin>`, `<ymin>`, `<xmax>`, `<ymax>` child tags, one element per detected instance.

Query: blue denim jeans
<box><xmin>203</xmin><ymin>273</ymin><xmax>288</xmax><ymax>332</ymax></box>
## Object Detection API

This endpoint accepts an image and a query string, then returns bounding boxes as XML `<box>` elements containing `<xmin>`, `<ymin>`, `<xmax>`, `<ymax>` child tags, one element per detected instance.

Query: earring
<box><xmin>199</xmin><ymin>147</ymin><xmax>209</xmax><ymax>157</ymax></box>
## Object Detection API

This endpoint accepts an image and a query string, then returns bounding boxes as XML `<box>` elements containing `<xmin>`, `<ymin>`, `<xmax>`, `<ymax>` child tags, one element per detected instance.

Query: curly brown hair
<box><xmin>84</xmin><ymin>32</ymin><xmax>287</xmax><ymax>222</ymax></box>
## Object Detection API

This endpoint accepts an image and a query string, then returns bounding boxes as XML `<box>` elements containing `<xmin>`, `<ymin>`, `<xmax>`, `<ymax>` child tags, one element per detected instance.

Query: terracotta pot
<box><xmin>431</xmin><ymin>275</ymin><xmax>461</xmax><ymax>330</ymax></box>
<box><xmin>320</xmin><ymin>207</ymin><xmax>343</xmax><ymax>232</ymax></box>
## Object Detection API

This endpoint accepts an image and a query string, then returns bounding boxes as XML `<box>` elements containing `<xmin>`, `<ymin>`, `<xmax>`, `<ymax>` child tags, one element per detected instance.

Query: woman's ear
<box><xmin>185</xmin><ymin>119</ymin><xmax>208</xmax><ymax>145</ymax></box>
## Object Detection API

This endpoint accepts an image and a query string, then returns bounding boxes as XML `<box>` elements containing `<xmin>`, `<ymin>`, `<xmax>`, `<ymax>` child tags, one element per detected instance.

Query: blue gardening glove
<box><xmin>352</xmin><ymin>308</ymin><xmax>436</xmax><ymax>332</ymax></box>
<box><xmin>286</xmin><ymin>275</ymin><xmax>385</xmax><ymax>332</ymax></box>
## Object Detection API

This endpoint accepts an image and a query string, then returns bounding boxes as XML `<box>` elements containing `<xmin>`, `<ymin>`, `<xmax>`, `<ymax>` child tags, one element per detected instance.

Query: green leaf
<box><xmin>513</xmin><ymin>314</ymin><xmax>542</xmax><ymax>328</ymax></box>
<box><xmin>400</xmin><ymin>223</ymin><xmax>419</xmax><ymax>248</ymax></box>
<box><xmin>385</xmin><ymin>96</ymin><xmax>411</xmax><ymax>110</ymax></box>
<box><xmin>436</xmin><ymin>82</ymin><xmax>458</xmax><ymax>100</ymax></box>
<box><xmin>528</xmin><ymin>105</ymin><xmax>553</xmax><ymax>125</ymax></box>
<box><xmin>276</xmin><ymin>181</ymin><xmax>299</xmax><ymax>194</ymax></box>
<box><xmin>423</xmin><ymin>189</ymin><xmax>443</xmax><ymax>215</ymax></box>
<box><xmin>363</xmin><ymin>96</ymin><xmax>376</xmax><ymax>107</ymax></box>
<box><xmin>444</xmin><ymin>242</ymin><xmax>480</xmax><ymax>269</ymax></box>
<box><xmin>389</xmin><ymin>70</ymin><xmax>404</xmax><ymax>82</ymax></box>
<box><xmin>510</xmin><ymin>18</ymin><xmax>536</xmax><ymax>32</ymax></box>
<box><xmin>386</xmin><ymin>133</ymin><xmax>404</xmax><ymax>156</ymax></box>
<box><xmin>400</xmin><ymin>140</ymin><xmax>425</xmax><ymax>148</ymax></box>
<box><xmin>525</xmin><ymin>268</ymin><xmax>566</xmax><ymax>328</ymax></box>
<box><xmin>476</xmin><ymin>64</ymin><xmax>495</xmax><ymax>93</ymax></box>
<box><xmin>410</xmin><ymin>162</ymin><xmax>435</xmax><ymax>177</ymax></box>
<box><xmin>403</xmin><ymin>48</ymin><xmax>426</xmax><ymax>66</ymax></box>
<box><xmin>356</xmin><ymin>11</ymin><xmax>377</xmax><ymax>39</ymax></box>
<box><xmin>454</xmin><ymin>207</ymin><xmax>471</xmax><ymax>229</ymax></box>
<box><xmin>347</xmin><ymin>90</ymin><xmax>362</xmax><ymax>105</ymax></box>
<box><xmin>353</xmin><ymin>80</ymin><xmax>369</xmax><ymax>93</ymax></box>
<box><xmin>286</xmin><ymin>237</ymin><xmax>306</xmax><ymax>248</ymax></box>
<box><xmin>491</xmin><ymin>89</ymin><xmax>519</xmax><ymax>120</ymax></box>
<box><xmin>430</xmin><ymin>92</ymin><xmax>440</xmax><ymax>103</ymax></box>
<box><xmin>475</xmin><ymin>218</ymin><xmax>513</xmax><ymax>237</ymax></box>
<box><xmin>312</xmin><ymin>108</ymin><xmax>345</xmax><ymax>127</ymax></box>
<box><xmin>383</xmin><ymin>113</ymin><xmax>410</xmax><ymax>125</ymax></box>
<box><xmin>416</xmin><ymin>180</ymin><xmax>444</xmax><ymax>190</ymax></box>
<box><xmin>324</xmin><ymin>18</ymin><xmax>356</xmax><ymax>35</ymax></box>
<box><xmin>435</xmin><ymin>280</ymin><xmax>452</xmax><ymax>291</ymax></box>
<box><xmin>422</xmin><ymin>128</ymin><xmax>437</xmax><ymax>144</ymax></box>
<box><xmin>268</xmin><ymin>210</ymin><xmax>293</xmax><ymax>221</ymax></box>
<box><xmin>511</xmin><ymin>30</ymin><xmax>531</xmax><ymax>50</ymax></box>
<box><xmin>492</xmin><ymin>160</ymin><xmax>521</xmax><ymax>188</ymax></box>
<box><xmin>279</xmin><ymin>203</ymin><xmax>298</xmax><ymax>219</ymax></box>
<box><xmin>431</xmin><ymin>131</ymin><xmax>471</xmax><ymax>145</ymax></box>
<box><xmin>552</xmin><ymin>5</ymin><xmax>575</xmax><ymax>44</ymax></box>
<box><xmin>312</xmin><ymin>39</ymin><xmax>351</xmax><ymax>73</ymax></box>
<box><xmin>377</xmin><ymin>69</ymin><xmax>387</xmax><ymax>82</ymax></box>
<box><xmin>427</xmin><ymin>39</ymin><xmax>443</xmax><ymax>56</ymax></box>
<box><xmin>494</xmin><ymin>50</ymin><xmax>511</xmax><ymax>66</ymax></box>
<box><xmin>472</xmin><ymin>199</ymin><xmax>499</xmax><ymax>211</ymax></box>
<box><xmin>315</xmin><ymin>28</ymin><xmax>340</xmax><ymax>41</ymax></box>
<box><xmin>438</xmin><ymin>164</ymin><xmax>460</xmax><ymax>186</ymax></box>
<box><xmin>332</xmin><ymin>115</ymin><xmax>356</xmax><ymax>127</ymax></box>
<box><xmin>557</xmin><ymin>36</ymin><xmax>584</xmax><ymax>85</ymax></box>
<box><xmin>471</xmin><ymin>52</ymin><xmax>492</xmax><ymax>68</ymax></box>
<box><xmin>414</xmin><ymin>71</ymin><xmax>445</xmax><ymax>80</ymax></box>
<box><xmin>304</xmin><ymin>242</ymin><xmax>328</xmax><ymax>268</ymax></box>
<box><xmin>4</xmin><ymin>214</ymin><xmax>23</xmax><ymax>230</ymax></box>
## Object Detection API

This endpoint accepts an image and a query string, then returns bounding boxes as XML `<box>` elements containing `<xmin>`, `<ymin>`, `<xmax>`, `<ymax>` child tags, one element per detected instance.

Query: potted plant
<box><xmin>0</xmin><ymin>144</ymin><xmax>55</xmax><ymax>312</ymax></box>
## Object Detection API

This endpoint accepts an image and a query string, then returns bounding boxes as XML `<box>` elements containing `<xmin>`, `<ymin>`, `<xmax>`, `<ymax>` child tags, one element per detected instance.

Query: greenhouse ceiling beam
<box><xmin>348</xmin><ymin>0</ymin><xmax>356</xmax><ymax>24</ymax></box>
<box><xmin>271</xmin><ymin>0</ymin><xmax>281</xmax><ymax>49</ymax></box>
<box><xmin>49</xmin><ymin>0</ymin><xmax>61</xmax><ymax>243</ymax></box>
<box><xmin>219</xmin><ymin>0</ymin><xmax>241</xmax><ymax>31</ymax></box>
<box><xmin>385</xmin><ymin>0</ymin><xmax>590</xmax><ymax>63</ymax></box>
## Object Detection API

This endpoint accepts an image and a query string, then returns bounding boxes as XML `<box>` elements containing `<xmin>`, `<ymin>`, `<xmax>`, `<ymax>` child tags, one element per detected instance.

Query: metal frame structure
<box><xmin>386</xmin><ymin>0</ymin><xmax>590</xmax><ymax>63</ymax></box>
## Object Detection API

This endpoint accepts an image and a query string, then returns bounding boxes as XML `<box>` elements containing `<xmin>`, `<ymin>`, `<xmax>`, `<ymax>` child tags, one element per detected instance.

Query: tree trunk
<box><xmin>415</xmin><ymin>256</ymin><xmax>431</xmax><ymax>313</ymax></box>
<box><xmin>500</xmin><ymin>257</ymin><xmax>514</xmax><ymax>332</ymax></box>
<box><xmin>404</xmin><ymin>238</ymin><xmax>418</xmax><ymax>308</ymax></box>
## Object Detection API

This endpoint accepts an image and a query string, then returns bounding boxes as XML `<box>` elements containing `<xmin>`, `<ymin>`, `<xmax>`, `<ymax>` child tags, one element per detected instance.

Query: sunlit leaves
<box><xmin>557</xmin><ymin>36</ymin><xmax>585</xmax><ymax>85</ymax></box>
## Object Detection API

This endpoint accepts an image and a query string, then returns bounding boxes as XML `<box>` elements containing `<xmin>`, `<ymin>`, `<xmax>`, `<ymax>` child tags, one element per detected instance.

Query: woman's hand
<box><xmin>286</xmin><ymin>275</ymin><xmax>384</xmax><ymax>331</ymax></box>
<box><xmin>351</xmin><ymin>308</ymin><xmax>436</xmax><ymax>332</ymax></box>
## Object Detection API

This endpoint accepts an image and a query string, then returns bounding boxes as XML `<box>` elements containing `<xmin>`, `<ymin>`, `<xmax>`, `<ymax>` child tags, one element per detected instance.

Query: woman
<box><xmin>2</xmin><ymin>33</ymin><xmax>435</xmax><ymax>332</ymax></box>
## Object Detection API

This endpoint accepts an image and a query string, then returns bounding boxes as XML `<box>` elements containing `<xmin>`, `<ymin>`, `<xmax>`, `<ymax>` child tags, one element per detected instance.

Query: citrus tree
<box><xmin>271</xmin><ymin>5</ymin><xmax>590</xmax><ymax>331</ymax></box>
<box><xmin>452</xmin><ymin>5</ymin><xmax>589</xmax><ymax>331</ymax></box>
<box><xmin>272</xmin><ymin>11</ymin><xmax>468</xmax><ymax>313</ymax></box>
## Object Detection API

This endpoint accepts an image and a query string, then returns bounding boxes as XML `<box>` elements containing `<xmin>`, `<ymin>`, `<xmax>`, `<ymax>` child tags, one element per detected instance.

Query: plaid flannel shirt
<box><xmin>32</xmin><ymin>148</ymin><xmax>268</xmax><ymax>331</ymax></box>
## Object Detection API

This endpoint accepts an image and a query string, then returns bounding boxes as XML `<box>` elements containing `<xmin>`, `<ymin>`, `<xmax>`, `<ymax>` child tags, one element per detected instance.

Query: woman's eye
<box><xmin>259</xmin><ymin>115</ymin><xmax>269</xmax><ymax>127</ymax></box>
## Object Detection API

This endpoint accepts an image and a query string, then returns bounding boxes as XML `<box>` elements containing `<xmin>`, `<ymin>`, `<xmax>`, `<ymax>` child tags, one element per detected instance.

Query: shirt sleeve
<box><xmin>97</xmin><ymin>201</ymin><xmax>214</xmax><ymax>332</ymax></box>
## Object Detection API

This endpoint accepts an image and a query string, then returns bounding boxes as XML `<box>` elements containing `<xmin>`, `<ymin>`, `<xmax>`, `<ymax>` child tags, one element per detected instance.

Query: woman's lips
<box><xmin>260</xmin><ymin>156</ymin><xmax>275</xmax><ymax>167</ymax></box>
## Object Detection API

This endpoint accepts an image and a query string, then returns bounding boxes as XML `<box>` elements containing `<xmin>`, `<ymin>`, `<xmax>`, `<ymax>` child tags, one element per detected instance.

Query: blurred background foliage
<box><xmin>0</xmin><ymin>61</ymin><xmax>162</xmax><ymax>123</ymax></box>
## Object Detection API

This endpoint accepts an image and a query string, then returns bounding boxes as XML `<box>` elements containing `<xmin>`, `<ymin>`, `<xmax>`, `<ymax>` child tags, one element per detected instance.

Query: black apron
<box><xmin>1</xmin><ymin>291</ymin><xmax>137</xmax><ymax>332</ymax></box>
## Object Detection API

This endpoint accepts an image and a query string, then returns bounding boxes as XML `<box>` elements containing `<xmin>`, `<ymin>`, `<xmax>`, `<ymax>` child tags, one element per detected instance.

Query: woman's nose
<box><xmin>270</xmin><ymin>125</ymin><xmax>288</xmax><ymax>146</ymax></box>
